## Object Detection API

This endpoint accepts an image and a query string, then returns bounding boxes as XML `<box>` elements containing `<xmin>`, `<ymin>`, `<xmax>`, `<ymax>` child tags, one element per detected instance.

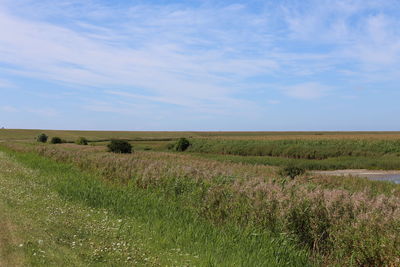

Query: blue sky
<box><xmin>0</xmin><ymin>0</ymin><xmax>399</xmax><ymax>131</ymax></box>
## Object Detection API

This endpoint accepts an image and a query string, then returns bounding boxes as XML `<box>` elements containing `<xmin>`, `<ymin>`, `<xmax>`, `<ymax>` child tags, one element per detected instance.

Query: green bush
<box><xmin>36</xmin><ymin>133</ymin><xmax>48</xmax><ymax>143</ymax></box>
<box><xmin>166</xmin><ymin>143</ymin><xmax>175</xmax><ymax>150</ymax></box>
<box><xmin>50</xmin><ymin>137</ymin><xmax>63</xmax><ymax>144</ymax></box>
<box><xmin>175</xmin><ymin>138</ymin><xmax>190</xmax><ymax>152</ymax></box>
<box><xmin>107</xmin><ymin>140</ymin><xmax>132</xmax><ymax>154</ymax></box>
<box><xmin>279</xmin><ymin>165</ymin><xmax>306</xmax><ymax>179</ymax></box>
<box><xmin>75</xmin><ymin>137</ymin><xmax>88</xmax><ymax>145</ymax></box>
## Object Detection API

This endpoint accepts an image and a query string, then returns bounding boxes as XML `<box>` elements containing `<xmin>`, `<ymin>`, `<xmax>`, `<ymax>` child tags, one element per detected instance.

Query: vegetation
<box><xmin>3</xmin><ymin>142</ymin><xmax>399</xmax><ymax>266</ymax></box>
<box><xmin>107</xmin><ymin>139</ymin><xmax>132</xmax><ymax>154</ymax></box>
<box><xmin>187</xmin><ymin>138</ymin><xmax>400</xmax><ymax>159</ymax></box>
<box><xmin>166</xmin><ymin>143</ymin><xmax>175</xmax><ymax>150</ymax></box>
<box><xmin>175</xmin><ymin>137</ymin><xmax>190</xmax><ymax>151</ymax></box>
<box><xmin>191</xmin><ymin>152</ymin><xmax>400</xmax><ymax>170</ymax></box>
<box><xmin>50</xmin><ymin>137</ymin><xmax>63</xmax><ymax>144</ymax></box>
<box><xmin>75</xmin><ymin>137</ymin><xmax>88</xmax><ymax>145</ymax></box>
<box><xmin>0</xmin><ymin>147</ymin><xmax>309</xmax><ymax>266</ymax></box>
<box><xmin>2</xmin><ymin>129</ymin><xmax>400</xmax><ymax>142</ymax></box>
<box><xmin>1</xmin><ymin>130</ymin><xmax>400</xmax><ymax>265</ymax></box>
<box><xmin>186</xmin><ymin>139</ymin><xmax>400</xmax><ymax>170</ymax></box>
<box><xmin>36</xmin><ymin>133</ymin><xmax>48</xmax><ymax>143</ymax></box>
<box><xmin>279</xmin><ymin>165</ymin><xmax>306</xmax><ymax>179</ymax></box>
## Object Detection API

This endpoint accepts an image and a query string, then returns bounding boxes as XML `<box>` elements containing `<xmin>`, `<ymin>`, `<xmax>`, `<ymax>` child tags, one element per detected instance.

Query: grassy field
<box><xmin>3</xmin><ymin>129</ymin><xmax>400</xmax><ymax>170</ymax></box>
<box><xmin>2</xmin><ymin>128</ymin><xmax>400</xmax><ymax>141</ymax></box>
<box><xmin>0</xmin><ymin>129</ymin><xmax>193</xmax><ymax>141</ymax></box>
<box><xmin>1</xmin><ymin>130</ymin><xmax>400</xmax><ymax>266</ymax></box>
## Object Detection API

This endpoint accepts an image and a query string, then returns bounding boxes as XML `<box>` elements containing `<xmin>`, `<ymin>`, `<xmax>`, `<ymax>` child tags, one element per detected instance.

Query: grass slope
<box><xmin>0</xmin><ymin>147</ymin><xmax>310</xmax><ymax>266</ymax></box>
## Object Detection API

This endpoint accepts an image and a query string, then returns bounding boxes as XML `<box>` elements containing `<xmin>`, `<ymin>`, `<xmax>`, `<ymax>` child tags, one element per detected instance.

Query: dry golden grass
<box><xmin>2</xmin><ymin>129</ymin><xmax>400</xmax><ymax>142</ymax></box>
<box><xmin>0</xmin><ymin>129</ymin><xmax>194</xmax><ymax>141</ymax></box>
<box><xmin>203</xmin><ymin>133</ymin><xmax>400</xmax><ymax>140</ymax></box>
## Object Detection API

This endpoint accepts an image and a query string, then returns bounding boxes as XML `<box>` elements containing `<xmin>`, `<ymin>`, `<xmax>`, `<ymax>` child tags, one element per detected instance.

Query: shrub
<box><xmin>279</xmin><ymin>165</ymin><xmax>306</xmax><ymax>179</ymax></box>
<box><xmin>36</xmin><ymin>133</ymin><xmax>48</xmax><ymax>143</ymax></box>
<box><xmin>50</xmin><ymin>137</ymin><xmax>63</xmax><ymax>144</ymax></box>
<box><xmin>75</xmin><ymin>137</ymin><xmax>88</xmax><ymax>145</ymax></box>
<box><xmin>175</xmin><ymin>138</ymin><xmax>190</xmax><ymax>152</ymax></box>
<box><xmin>166</xmin><ymin>143</ymin><xmax>175</xmax><ymax>150</ymax></box>
<box><xmin>107</xmin><ymin>140</ymin><xmax>132</xmax><ymax>154</ymax></box>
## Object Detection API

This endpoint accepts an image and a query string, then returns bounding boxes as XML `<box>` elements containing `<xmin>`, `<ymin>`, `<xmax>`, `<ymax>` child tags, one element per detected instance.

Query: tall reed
<box><xmin>188</xmin><ymin>138</ymin><xmax>400</xmax><ymax>159</ymax></box>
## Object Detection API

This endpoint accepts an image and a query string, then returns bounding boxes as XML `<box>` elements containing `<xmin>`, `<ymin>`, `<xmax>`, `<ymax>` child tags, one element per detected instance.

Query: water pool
<box><xmin>370</xmin><ymin>174</ymin><xmax>400</xmax><ymax>184</ymax></box>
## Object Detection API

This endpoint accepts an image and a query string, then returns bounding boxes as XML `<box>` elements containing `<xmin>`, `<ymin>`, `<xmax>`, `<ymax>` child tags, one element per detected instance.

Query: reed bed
<box><xmin>4</xmin><ymin>143</ymin><xmax>400</xmax><ymax>266</ymax></box>
<box><xmin>188</xmin><ymin>138</ymin><xmax>400</xmax><ymax>159</ymax></box>
<box><xmin>201</xmin><ymin>133</ymin><xmax>400</xmax><ymax>140</ymax></box>
<box><xmin>193</xmin><ymin>152</ymin><xmax>400</xmax><ymax>170</ymax></box>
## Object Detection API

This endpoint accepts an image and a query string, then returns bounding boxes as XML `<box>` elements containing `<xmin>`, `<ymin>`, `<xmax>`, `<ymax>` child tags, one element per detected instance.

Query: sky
<box><xmin>0</xmin><ymin>0</ymin><xmax>400</xmax><ymax>131</ymax></box>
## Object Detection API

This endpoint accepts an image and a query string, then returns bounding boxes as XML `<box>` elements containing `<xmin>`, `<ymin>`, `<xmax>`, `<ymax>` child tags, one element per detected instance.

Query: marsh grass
<box><xmin>0</xmin><ymin>146</ymin><xmax>311</xmax><ymax>266</ymax></box>
<box><xmin>3</xmin><ymin>143</ymin><xmax>400</xmax><ymax>266</ymax></box>
<box><xmin>190</xmin><ymin>152</ymin><xmax>400</xmax><ymax>170</ymax></box>
<box><xmin>3</xmin><ymin>129</ymin><xmax>400</xmax><ymax>142</ymax></box>
<box><xmin>188</xmin><ymin>139</ymin><xmax>400</xmax><ymax>159</ymax></box>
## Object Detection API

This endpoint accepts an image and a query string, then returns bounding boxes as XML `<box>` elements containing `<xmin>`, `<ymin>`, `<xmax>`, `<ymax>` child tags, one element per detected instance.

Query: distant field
<box><xmin>2</xmin><ymin>129</ymin><xmax>400</xmax><ymax>170</ymax></box>
<box><xmin>0</xmin><ymin>129</ymin><xmax>193</xmax><ymax>141</ymax></box>
<box><xmin>2</xmin><ymin>129</ymin><xmax>400</xmax><ymax>141</ymax></box>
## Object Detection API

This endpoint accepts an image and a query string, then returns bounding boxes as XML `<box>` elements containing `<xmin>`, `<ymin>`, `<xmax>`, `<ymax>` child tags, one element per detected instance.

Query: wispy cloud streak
<box><xmin>0</xmin><ymin>0</ymin><xmax>400</xmax><ymax>130</ymax></box>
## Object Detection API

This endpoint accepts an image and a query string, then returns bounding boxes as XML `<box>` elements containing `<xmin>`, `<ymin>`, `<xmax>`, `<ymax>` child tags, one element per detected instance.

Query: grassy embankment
<box><xmin>2</xmin><ymin>142</ymin><xmax>400</xmax><ymax>266</ymax></box>
<box><xmin>0</xmin><ymin>145</ymin><xmax>310</xmax><ymax>266</ymax></box>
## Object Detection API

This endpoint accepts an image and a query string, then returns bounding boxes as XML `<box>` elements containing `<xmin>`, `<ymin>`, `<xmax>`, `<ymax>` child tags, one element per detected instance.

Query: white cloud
<box><xmin>0</xmin><ymin>1</ymin><xmax>285</xmax><ymax>113</ymax></box>
<box><xmin>267</xmin><ymin>100</ymin><xmax>280</xmax><ymax>105</ymax></box>
<box><xmin>283</xmin><ymin>0</ymin><xmax>400</xmax><ymax>69</ymax></box>
<box><xmin>1</xmin><ymin>105</ymin><xmax>58</xmax><ymax>116</ymax></box>
<box><xmin>349</xmin><ymin>14</ymin><xmax>400</xmax><ymax>66</ymax></box>
<box><xmin>0</xmin><ymin>79</ymin><xmax>15</xmax><ymax>88</ymax></box>
<box><xmin>104</xmin><ymin>89</ymin><xmax>263</xmax><ymax>117</ymax></box>
<box><xmin>0</xmin><ymin>0</ymin><xmax>399</xmax><ymax>113</ymax></box>
<box><xmin>283</xmin><ymin>82</ymin><xmax>330</xmax><ymax>100</ymax></box>
<box><xmin>25</xmin><ymin>108</ymin><xmax>58</xmax><ymax>117</ymax></box>
<box><xmin>1</xmin><ymin>105</ymin><xmax>18</xmax><ymax>112</ymax></box>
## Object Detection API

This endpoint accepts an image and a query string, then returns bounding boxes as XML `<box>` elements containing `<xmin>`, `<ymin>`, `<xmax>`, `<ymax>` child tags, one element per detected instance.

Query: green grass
<box><xmin>189</xmin><ymin>152</ymin><xmax>400</xmax><ymax>170</ymax></box>
<box><xmin>0</xmin><ymin>146</ymin><xmax>311</xmax><ymax>266</ymax></box>
<box><xmin>187</xmin><ymin>139</ymin><xmax>400</xmax><ymax>159</ymax></box>
<box><xmin>183</xmin><ymin>138</ymin><xmax>400</xmax><ymax>170</ymax></box>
